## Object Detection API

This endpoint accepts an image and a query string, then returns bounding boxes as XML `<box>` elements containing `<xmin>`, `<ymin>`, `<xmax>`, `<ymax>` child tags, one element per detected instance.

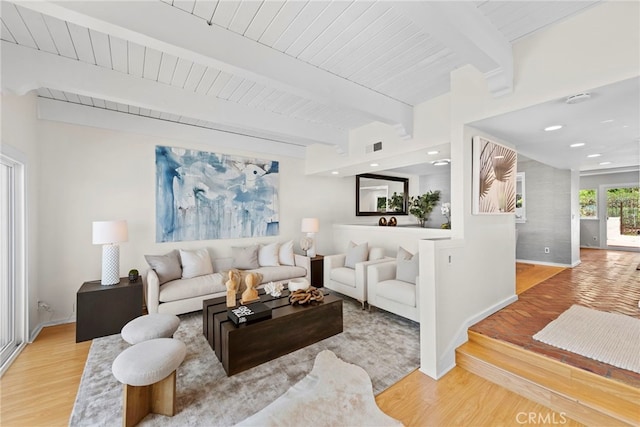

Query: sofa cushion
<box><xmin>180</xmin><ymin>248</ymin><xmax>213</xmax><ymax>279</ymax></box>
<box><xmin>330</xmin><ymin>267</ymin><xmax>356</xmax><ymax>288</ymax></box>
<box><xmin>250</xmin><ymin>266</ymin><xmax>306</xmax><ymax>283</ymax></box>
<box><xmin>159</xmin><ymin>273</ymin><xmax>225</xmax><ymax>303</ymax></box>
<box><xmin>396</xmin><ymin>247</ymin><xmax>418</xmax><ymax>284</ymax></box>
<box><xmin>345</xmin><ymin>241</ymin><xmax>368</xmax><ymax>269</ymax></box>
<box><xmin>258</xmin><ymin>242</ymin><xmax>280</xmax><ymax>267</ymax></box>
<box><xmin>369</xmin><ymin>247</ymin><xmax>385</xmax><ymax>261</ymax></box>
<box><xmin>377</xmin><ymin>279</ymin><xmax>416</xmax><ymax>307</ymax></box>
<box><xmin>145</xmin><ymin>250</ymin><xmax>182</xmax><ymax>285</ymax></box>
<box><xmin>279</xmin><ymin>240</ymin><xmax>295</xmax><ymax>266</ymax></box>
<box><xmin>232</xmin><ymin>245</ymin><xmax>260</xmax><ymax>269</ymax></box>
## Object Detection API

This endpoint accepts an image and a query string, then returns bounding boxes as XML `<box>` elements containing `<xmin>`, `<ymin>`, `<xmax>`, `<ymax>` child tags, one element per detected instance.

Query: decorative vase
<box><xmin>128</xmin><ymin>269</ymin><xmax>139</xmax><ymax>282</ymax></box>
<box><xmin>378</xmin><ymin>217</ymin><xmax>387</xmax><ymax>226</ymax></box>
<box><xmin>388</xmin><ymin>217</ymin><xmax>397</xmax><ymax>226</ymax></box>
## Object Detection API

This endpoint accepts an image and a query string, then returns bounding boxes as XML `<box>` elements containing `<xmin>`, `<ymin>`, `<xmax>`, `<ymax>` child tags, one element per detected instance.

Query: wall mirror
<box><xmin>356</xmin><ymin>173</ymin><xmax>409</xmax><ymax>216</ymax></box>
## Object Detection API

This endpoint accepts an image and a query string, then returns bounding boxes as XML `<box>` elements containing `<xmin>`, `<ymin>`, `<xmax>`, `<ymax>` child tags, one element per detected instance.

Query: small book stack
<box><xmin>228</xmin><ymin>302</ymin><xmax>272</xmax><ymax>325</ymax></box>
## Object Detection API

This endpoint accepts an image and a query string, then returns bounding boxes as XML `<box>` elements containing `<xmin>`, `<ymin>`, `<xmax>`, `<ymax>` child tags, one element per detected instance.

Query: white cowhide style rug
<box><xmin>236</xmin><ymin>350</ymin><xmax>402</xmax><ymax>427</ymax></box>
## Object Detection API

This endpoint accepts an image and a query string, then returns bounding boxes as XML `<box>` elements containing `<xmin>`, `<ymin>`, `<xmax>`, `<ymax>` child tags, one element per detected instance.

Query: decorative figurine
<box><xmin>241</xmin><ymin>272</ymin><xmax>261</xmax><ymax>304</ymax></box>
<box><xmin>226</xmin><ymin>269</ymin><xmax>241</xmax><ymax>307</ymax></box>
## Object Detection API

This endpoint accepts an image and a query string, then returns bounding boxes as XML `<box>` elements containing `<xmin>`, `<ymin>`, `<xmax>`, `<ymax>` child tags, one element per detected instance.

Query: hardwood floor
<box><xmin>2</xmin><ymin>250</ymin><xmax>634</xmax><ymax>426</ymax></box>
<box><xmin>515</xmin><ymin>262</ymin><xmax>565</xmax><ymax>294</ymax></box>
<box><xmin>0</xmin><ymin>323</ymin><xmax>90</xmax><ymax>426</ymax></box>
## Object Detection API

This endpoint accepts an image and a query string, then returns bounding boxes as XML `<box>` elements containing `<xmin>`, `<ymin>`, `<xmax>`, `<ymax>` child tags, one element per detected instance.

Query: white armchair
<box><xmin>323</xmin><ymin>245</ymin><xmax>391</xmax><ymax>308</ymax></box>
<box><xmin>368</xmin><ymin>261</ymin><xmax>419</xmax><ymax>322</ymax></box>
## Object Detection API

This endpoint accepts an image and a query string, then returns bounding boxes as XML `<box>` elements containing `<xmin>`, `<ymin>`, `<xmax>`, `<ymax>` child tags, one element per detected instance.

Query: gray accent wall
<box><xmin>419</xmin><ymin>168</ymin><xmax>451</xmax><ymax>229</ymax></box>
<box><xmin>516</xmin><ymin>158</ymin><xmax>573</xmax><ymax>265</ymax></box>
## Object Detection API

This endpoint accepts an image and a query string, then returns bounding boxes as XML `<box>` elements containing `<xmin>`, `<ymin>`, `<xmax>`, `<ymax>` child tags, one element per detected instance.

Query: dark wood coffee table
<box><xmin>202</xmin><ymin>289</ymin><xmax>343</xmax><ymax>376</ymax></box>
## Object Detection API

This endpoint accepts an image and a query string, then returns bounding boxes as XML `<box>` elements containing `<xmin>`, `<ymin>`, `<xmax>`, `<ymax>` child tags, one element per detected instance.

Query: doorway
<box><xmin>606</xmin><ymin>186</ymin><xmax>640</xmax><ymax>249</ymax></box>
<box><xmin>1</xmin><ymin>152</ymin><xmax>26</xmax><ymax>373</ymax></box>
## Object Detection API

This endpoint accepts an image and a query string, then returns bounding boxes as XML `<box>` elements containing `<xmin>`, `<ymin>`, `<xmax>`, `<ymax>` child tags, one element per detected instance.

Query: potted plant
<box><xmin>441</xmin><ymin>202</ymin><xmax>451</xmax><ymax>229</ymax></box>
<box><xmin>387</xmin><ymin>192</ymin><xmax>405</xmax><ymax>213</ymax></box>
<box><xmin>409</xmin><ymin>190</ymin><xmax>441</xmax><ymax>227</ymax></box>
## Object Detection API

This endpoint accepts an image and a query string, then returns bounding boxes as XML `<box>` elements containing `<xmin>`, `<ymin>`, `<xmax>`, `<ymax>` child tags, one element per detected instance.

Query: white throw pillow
<box><xmin>279</xmin><ymin>240</ymin><xmax>295</xmax><ymax>266</ymax></box>
<box><xmin>345</xmin><ymin>241</ymin><xmax>368</xmax><ymax>269</ymax></box>
<box><xmin>232</xmin><ymin>245</ymin><xmax>260</xmax><ymax>270</ymax></box>
<box><xmin>396</xmin><ymin>247</ymin><xmax>418</xmax><ymax>284</ymax></box>
<box><xmin>258</xmin><ymin>242</ymin><xmax>280</xmax><ymax>267</ymax></box>
<box><xmin>179</xmin><ymin>248</ymin><xmax>213</xmax><ymax>279</ymax></box>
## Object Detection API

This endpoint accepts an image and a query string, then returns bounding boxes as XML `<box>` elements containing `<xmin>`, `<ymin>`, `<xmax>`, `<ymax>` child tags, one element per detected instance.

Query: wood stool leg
<box><xmin>150</xmin><ymin>371</ymin><xmax>177</xmax><ymax>417</ymax></box>
<box><xmin>123</xmin><ymin>384</ymin><xmax>150</xmax><ymax>427</ymax></box>
<box><xmin>121</xmin><ymin>371</ymin><xmax>177</xmax><ymax>426</ymax></box>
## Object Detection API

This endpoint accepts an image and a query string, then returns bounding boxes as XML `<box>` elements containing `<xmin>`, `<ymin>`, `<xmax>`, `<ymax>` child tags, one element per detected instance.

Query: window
<box><xmin>579</xmin><ymin>189</ymin><xmax>597</xmax><ymax>218</ymax></box>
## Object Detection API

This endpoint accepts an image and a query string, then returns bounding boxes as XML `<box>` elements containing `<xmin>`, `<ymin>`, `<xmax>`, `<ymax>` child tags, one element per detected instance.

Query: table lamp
<box><xmin>92</xmin><ymin>220</ymin><xmax>128</xmax><ymax>285</ymax></box>
<box><xmin>301</xmin><ymin>218</ymin><xmax>319</xmax><ymax>258</ymax></box>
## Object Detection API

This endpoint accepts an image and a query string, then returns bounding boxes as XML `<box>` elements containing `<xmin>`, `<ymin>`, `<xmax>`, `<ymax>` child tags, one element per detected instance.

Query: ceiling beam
<box><xmin>37</xmin><ymin>97</ymin><xmax>308</xmax><ymax>158</ymax></box>
<box><xmin>17</xmin><ymin>0</ymin><xmax>414</xmax><ymax>139</ymax></box>
<box><xmin>394</xmin><ymin>1</ymin><xmax>513</xmax><ymax>97</ymax></box>
<box><xmin>1</xmin><ymin>41</ymin><xmax>346</xmax><ymax>148</ymax></box>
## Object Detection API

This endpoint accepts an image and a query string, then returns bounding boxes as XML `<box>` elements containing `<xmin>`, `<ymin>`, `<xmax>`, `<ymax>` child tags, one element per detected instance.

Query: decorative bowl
<box><xmin>288</xmin><ymin>278</ymin><xmax>310</xmax><ymax>292</ymax></box>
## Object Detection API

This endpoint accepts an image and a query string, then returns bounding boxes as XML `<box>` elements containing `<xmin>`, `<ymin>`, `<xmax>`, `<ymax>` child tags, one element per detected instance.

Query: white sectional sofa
<box><xmin>144</xmin><ymin>243</ymin><xmax>309</xmax><ymax>315</ymax></box>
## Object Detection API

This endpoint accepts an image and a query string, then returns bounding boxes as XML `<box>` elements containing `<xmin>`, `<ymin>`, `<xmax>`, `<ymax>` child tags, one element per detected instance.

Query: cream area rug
<box><xmin>533</xmin><ymin>305</ymin><xmax>640</xmax><ymax>374</ymax></box>
<box><xmin>70</xmin><ymin>298</ymin><xmax>419</xmax><ymax>426</ymax></box>
<box><xmin>236</xmin><ymin>350</ymin><xmax>402</xmax><ymax>427</ymax></box>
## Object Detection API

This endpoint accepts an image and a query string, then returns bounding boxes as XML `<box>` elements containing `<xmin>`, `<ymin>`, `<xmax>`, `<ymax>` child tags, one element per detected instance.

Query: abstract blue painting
<box><xmin>155</xmin><ymin>146</ymin><xmax>279</xmax><ymax>242</ymax></box>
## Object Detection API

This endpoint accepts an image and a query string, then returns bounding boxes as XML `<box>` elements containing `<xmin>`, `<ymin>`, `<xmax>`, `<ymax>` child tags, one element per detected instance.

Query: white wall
<box><xmin>1</xmin><ymin>92</ymin><xmax>41</xmax><ymax>338</ymax></box>
<box><xmin>22</xmin><ymin>108</ymin><xmax>352</xmax><ymax>324</ymax></box>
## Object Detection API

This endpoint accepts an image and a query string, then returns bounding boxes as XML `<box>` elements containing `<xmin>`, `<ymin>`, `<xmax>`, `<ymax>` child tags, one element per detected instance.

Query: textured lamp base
<box><xmin>306</xmin><ymin>233</ymin><xmax>316</xmax><ymax>258</ymax></box>
<box><xmin>101</xmin><ymin>244</ymin><xmax>120</xmax><ymax>285</ymax></box>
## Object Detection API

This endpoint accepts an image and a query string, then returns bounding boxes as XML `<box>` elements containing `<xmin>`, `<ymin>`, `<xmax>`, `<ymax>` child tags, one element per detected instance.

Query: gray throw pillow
<box><xmin>232</xmin><ymin>245</ymin><xmax>260</xmax><ymax>270</ymax></box>
<box><xmin>396</xmin><ymin>247</ymin><xmax>418</xmax><ymax>284</ymax></box>
<box><xmin>345</xmin><ymin>241</ymin><xmax>368</xmax><ymax>269</ymax></box>
<box><xmin>145</xmin><ymin>250</ymin><xmax>182</xmax><ymax>285</ymax></box>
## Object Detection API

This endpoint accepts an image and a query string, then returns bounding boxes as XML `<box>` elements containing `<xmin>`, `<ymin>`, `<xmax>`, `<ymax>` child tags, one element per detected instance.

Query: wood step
<box><xmin>456</xmin><ymin>331</ymin><xmax>640</xmax><ymax>426</ymax></box>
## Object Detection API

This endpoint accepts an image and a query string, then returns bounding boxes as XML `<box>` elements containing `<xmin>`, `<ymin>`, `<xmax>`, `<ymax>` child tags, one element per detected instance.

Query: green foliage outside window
<box><xmin>579</xmin><ymin>189</ymin><xmax>597</xmax><ymax>218</ymax></box>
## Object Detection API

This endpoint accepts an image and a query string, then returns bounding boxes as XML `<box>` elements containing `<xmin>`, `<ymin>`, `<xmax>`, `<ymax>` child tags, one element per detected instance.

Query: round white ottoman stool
<box><xmin>121</xmin><ymin>313</ymin><xmax>180</xmax><ymax>345</ymax></box>
<box><xmin>112</xmin><ymin>338</ymin><xmax>186</xmax><ymax>427</ymax></box>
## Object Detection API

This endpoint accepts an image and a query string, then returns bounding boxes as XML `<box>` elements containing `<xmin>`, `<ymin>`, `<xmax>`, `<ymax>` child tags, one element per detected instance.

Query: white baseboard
<box><xmin>437</xmin><ymin>294</ymin><xmax>519</xmax><ymax>379</ymax></box>
<box><xmin>29</xmin><ymin>317</ymin><xmax>75</xmax><ymax>343</ymax></box>
<box><xmin>516</xmin><ymin>258</ymin><xmax>574</xmax><ymax>268</ymax></box>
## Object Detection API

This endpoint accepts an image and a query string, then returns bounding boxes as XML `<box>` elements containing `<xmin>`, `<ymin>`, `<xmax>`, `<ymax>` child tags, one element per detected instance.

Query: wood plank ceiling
<box><xmin>1</xmin><ymin>0</ymin><xmax>599</xmax><ymax>156</ymax></box>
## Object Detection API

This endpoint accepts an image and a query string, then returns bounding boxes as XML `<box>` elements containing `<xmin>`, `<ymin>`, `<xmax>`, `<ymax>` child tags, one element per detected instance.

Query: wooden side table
<box><xmin>309</xmin><ymin>255</ymin><xmax>324</xmax><ymax>288</ymax></box>
<box><xmin>76</xmin><ymin>277</ymin><xmax>143</xmax><ymax>342</ymax></box>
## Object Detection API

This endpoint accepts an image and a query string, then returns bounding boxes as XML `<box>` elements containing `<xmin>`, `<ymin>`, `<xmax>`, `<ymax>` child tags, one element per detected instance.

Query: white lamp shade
<box><xmin>301</xmin><ymin>218</ymin><xmax>319</xmax><ymax>233</ymax></box>
<box><xmin>92</xmin><ymin>220</ymin><xmax>128</xmax><ymax>245</ymax></box>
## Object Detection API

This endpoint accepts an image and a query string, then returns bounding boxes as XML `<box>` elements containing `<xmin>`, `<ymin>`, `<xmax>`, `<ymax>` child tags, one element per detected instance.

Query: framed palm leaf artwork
<box><xmin>472</xmin><ymin>136</ymin><xmax>517</xmax><ymax>214</ymax></box>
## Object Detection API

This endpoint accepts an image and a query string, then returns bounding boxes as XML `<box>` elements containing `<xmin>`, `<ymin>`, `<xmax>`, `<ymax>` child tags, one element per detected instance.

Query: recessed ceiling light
<box><xmin>432</xmin><ymin>159</ymin><xmax>451</xmax><ymax>166</ymax></box>
<box><xmin>565</xmin><ymin>93</ymin><xmax>591</xmax><ymax>104</ymax></box>
<box><xmin>600</xmin><ymin>119</ymin><xmax>614</xmax><ymax>123</ymax></box>
<box><xmin>370</xmin><ymin>163</ymin><xmax>379</xmax><ymax>167</ymax></box>
<box><xmin>569</xmin><ymin>143</ymin><xmax>585</xmax><ymax>148</ymax></box>
<box><xmin>331</xmin><ymin>171</ymin><xmax>339</xmax><ymax>175</ymax></box>
<box><xmin>587</xmin><ymin>153</ymin><xmax>601</xmax><ymax>158</ymax></box>
<box><xmin>544</xmin><ymin>125</ymin><xmax>563</xmax><ymax>131</ymax></box>
<box><xmin>599</xmin><ymin>161</ymin><xmax>612</xmax><ymax>165</ymax></box>
<box><xmin>622</xmin><ymin>125</ymin><xmax>629</xmax><ymax>128</ymax></box>
<box><xmin>427</xmin><ymin>150</ymin><xmax>439</xmax><ymax>155</ymax></box>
